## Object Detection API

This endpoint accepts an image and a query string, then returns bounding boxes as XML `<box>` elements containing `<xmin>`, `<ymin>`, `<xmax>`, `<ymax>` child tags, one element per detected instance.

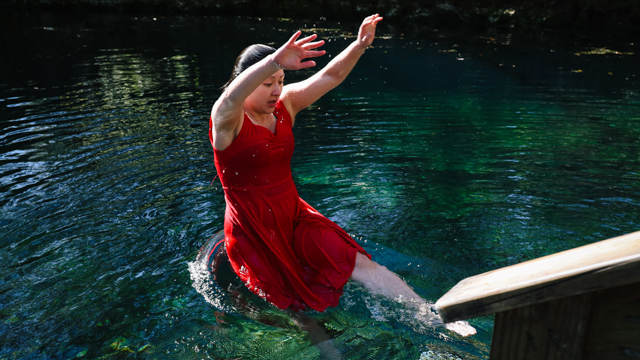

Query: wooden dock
<box><xmin>435</xmin><ymin>231</ymin><xmax>640</xmax><ymax>359</ymax></box>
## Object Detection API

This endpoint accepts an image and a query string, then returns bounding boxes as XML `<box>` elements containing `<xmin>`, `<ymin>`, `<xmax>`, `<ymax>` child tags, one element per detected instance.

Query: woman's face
<box><xmin>244</xmin><ymin>70</ymin><xmax>284</xmax><ymax>115</ymax></box>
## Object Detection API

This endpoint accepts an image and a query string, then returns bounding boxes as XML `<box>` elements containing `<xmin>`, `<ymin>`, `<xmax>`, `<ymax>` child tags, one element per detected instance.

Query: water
<box><xmin>1</xmin><ymin>10</ymin><xmax>639</xmax><ymax>359</ymax></box>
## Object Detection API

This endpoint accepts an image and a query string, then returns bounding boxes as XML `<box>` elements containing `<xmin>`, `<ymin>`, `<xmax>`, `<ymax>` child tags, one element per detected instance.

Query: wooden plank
<box><xmin>436</xmin><ymin>231</ymin><xmax>640</xmax><ymax>322</ymax></box>
<box><xmin>489</xmin><ymin>293</ymin><xmax>592</xmax><ymax>360</ymax></box>
<box><xmin>584</xmin><ymin>282</ymin><xmax>640</xmax><ymax>360</ymax></box>
<box><xmin>439</xmin><ymin>252</ymin><xmax>640</xmax><ymax>323</ymax></box>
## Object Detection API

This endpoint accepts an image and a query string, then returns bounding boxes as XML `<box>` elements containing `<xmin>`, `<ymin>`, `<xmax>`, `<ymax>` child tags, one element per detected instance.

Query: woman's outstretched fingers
<box><xmin>274</xmin><ymin>31</ymin><xmax>326</xmax><ymax>70</ymax></box>
<box><xmin>302</xmin><ymin>40</ymin><xmax>325</xmax><ymax>50</ymax></box>
<box><xmin>296</xmin><ymin>33</ymin><xmax>318</xmax><ymax>45</ymax></box>
<box><xmin>298</xmin><ymin>60</ymin><xmax>317</xmax><ymax>69</ymax></box>
<box><xmin>306</xmin><ymin>50</ymin><xmax>326</xmax><ymax>59</ymax></box>
<box><xmin>364</xmin><ymin>13</ymin><xmax>382</xmax><ymax>25</ymax></box>
<box><xmin>357</xmin><ymin>14</ymin><xmax>383</xmax><ymax>48</ymax></box>
<box><xmin>286</xmin><ymin>30</ymin><xmax>302</xmax><ymax>44</ymax></box>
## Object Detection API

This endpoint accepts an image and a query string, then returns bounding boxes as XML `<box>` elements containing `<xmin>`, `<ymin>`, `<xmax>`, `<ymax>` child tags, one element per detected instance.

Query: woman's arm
<box><xmin>281</xmin><ymin>14</ymin><xmax>383</xmax><ymax>120</ymax></box>
<box><xmin>211</xmin><ymin>32</ymin><xmax>325</xmax><ymax>150</ymax></box>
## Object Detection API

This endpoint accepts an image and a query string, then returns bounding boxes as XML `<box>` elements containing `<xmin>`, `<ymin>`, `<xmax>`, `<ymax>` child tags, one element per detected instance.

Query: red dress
<box><xmin>209</xmin><ymin>100</ymin><xmax>370</xmax><ymax>311</ymax></box>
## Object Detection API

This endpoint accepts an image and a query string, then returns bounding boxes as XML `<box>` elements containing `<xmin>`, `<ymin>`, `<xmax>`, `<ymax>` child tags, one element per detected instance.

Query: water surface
<box><xmin>1</xmin><ymin>11</ymin><xmax>639</xmax><ymax>359</ymax></box>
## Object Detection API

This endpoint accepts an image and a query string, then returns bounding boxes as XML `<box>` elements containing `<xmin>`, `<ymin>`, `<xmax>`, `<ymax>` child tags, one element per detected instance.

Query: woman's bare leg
<box><xmin>289</xmin><ymin>311</ymin><xmax>342</xmax><ymax>360</ymax></box>
<box><xmin>349</xmin><ymin>252</ymin><xmax>476</xmax><ymax>337</ymax></box>
<box><xmin>350</xmin><ymin>253</ymin><xmax>425</xmax><ymax>304</ymax></box>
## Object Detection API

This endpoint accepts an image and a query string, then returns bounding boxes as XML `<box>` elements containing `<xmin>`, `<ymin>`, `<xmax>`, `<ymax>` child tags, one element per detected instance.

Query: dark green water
<box><xmin>1</xmin><ymin>10</ymin><xmax>639</xmax><ymax>360</ymax></box>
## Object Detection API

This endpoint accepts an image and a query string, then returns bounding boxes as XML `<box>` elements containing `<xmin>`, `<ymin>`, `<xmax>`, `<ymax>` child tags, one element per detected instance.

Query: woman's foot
<box><xmin>445</xmin><ymin>320</ymin><xmax>477</xmax><ymax>337</ymax></box>
<box><xmin>417</xmin><ymin>305</ymin><xmax>476</xmax><ymax>337</ymax></box>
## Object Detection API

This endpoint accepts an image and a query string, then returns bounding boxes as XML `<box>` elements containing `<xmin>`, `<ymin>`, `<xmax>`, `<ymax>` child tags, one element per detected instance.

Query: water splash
<box><xmin>188</xmin><ymin>233</ymin><xmax>481</xmax><ymax>359</ymax></box>
<box><xmin>188</xmin><ymin>260</ymin><xmax>229</xmax><ymax>312</ymax></box>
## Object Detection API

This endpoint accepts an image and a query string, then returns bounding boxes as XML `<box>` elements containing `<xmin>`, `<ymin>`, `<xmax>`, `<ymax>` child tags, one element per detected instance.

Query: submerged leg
<box><xmin>349</xmin><ymin>252</ymin><xmax>476</xmax><ymax>337</ymax></box>
<box><xmin>289</xmin><ymin>311</ymin><xmax>342</xmax><ymax>360</ymax></box>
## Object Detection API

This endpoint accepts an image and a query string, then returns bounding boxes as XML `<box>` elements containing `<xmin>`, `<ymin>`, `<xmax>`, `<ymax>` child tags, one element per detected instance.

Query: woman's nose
<box><xmin>272</xmin><ymin>84</ymin><xmax>282</xmax><ymax>96</ymax></box>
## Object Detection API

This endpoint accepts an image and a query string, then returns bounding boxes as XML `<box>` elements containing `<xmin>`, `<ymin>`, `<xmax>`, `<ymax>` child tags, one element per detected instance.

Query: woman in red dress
<box><xmin>209</xmin><ymin>14</ymin><xmax>474</xmax><ymax>337</ymax></box>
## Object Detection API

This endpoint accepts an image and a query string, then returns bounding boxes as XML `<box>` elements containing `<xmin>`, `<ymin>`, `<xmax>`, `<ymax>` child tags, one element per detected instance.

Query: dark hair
<box><xmin>222</xmin><ymin>44</ymin><xmax>276</xmax><ymax>91</ymax></box>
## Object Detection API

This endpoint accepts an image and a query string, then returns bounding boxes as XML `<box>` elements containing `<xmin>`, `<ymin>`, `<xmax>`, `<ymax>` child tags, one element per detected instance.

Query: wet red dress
<box><xmin>209</xmin><ymin>100</ymin><xmax>370</xmax><ymax>311</ymax></box>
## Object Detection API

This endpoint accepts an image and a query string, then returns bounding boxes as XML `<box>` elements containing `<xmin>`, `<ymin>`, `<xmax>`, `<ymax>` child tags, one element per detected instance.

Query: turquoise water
<box><xmin>1</xmin><ymin>10</ymin><xmax>639</xmax><ymax>359</ymax></box>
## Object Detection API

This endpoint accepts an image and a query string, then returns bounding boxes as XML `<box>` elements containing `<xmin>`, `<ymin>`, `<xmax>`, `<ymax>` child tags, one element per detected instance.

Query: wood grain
<box><xmin>490</xmin><ymin>292</ymin><xmax>592</xmax><ymax>360</ymax></box>
<box><xmin>584</xmin><ymin>282</ymin><xmax>640</xmax><ymax>360</ymax></box>
<box><xmin>488</xmin><ymin>282</ymin><xmax>640</xmax><ymax>360</ymax></box>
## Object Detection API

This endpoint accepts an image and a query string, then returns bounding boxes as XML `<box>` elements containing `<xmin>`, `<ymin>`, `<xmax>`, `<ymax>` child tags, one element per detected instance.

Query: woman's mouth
<box><xmin>268</xmin><ymin>100</ymin><xmax>277</xmax><ymax>107</ymax></box>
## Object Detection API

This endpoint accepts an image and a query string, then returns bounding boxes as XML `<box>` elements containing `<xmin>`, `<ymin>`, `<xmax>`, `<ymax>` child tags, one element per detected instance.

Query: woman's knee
<box><xmin>350</xmin><ymin>252</ymin><xmax>383</xmax><ymax>282</ymax></box>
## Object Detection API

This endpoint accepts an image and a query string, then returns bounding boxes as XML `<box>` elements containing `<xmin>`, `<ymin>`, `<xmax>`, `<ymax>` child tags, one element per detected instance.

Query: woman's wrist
<box><xmin>271</xmin><ymin>54</ymin><xmax>285</xmax><ymax>70</ymax></box>
<box><xmin>352</xmin><ymin>40</ymin><xmax>369</xmax><ymax>53</ymax></box>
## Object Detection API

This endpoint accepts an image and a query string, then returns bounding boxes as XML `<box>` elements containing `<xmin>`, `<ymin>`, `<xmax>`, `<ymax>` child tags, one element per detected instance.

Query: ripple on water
<box><xmin>160</xmin><ymin>343</ymin><xmax>186</xmax><ymax>357</ymax></box>
<box><xmin>2</xmin><ymin>10</ymin><xmax>640</xmax><ymax>360</ymax></box>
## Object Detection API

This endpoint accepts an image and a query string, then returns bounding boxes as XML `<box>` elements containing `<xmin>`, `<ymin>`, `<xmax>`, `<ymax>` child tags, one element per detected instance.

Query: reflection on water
<box><xmin>1</xmin><ymin>10</ymin><xmax>639</xmax><ymax>360</ymax></box>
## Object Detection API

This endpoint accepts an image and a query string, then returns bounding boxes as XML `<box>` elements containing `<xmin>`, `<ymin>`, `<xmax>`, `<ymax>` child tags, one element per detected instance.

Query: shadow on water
<box><xmin>0</xmin><ymin>8</ymin><xmax>639</xmax><ymax>360</ymax></box>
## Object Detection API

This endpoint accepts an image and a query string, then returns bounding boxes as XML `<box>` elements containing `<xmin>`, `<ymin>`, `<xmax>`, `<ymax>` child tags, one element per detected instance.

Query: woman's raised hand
<box><xmin>272</xmin><ymin>31</ymin><xmax>326</xmax><ymax>70</ymax></box>
<box><xmin>356</xmin><ymin>14</ymin><xmax>384</xmax><ymax>49</ymax></box>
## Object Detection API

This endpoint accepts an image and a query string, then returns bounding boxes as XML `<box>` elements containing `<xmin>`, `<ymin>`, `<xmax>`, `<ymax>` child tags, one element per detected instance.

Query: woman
<box><xmin>209</xmin><ymin>14</ymin><xmax>475</xmax><ymax>337</ymax></box>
